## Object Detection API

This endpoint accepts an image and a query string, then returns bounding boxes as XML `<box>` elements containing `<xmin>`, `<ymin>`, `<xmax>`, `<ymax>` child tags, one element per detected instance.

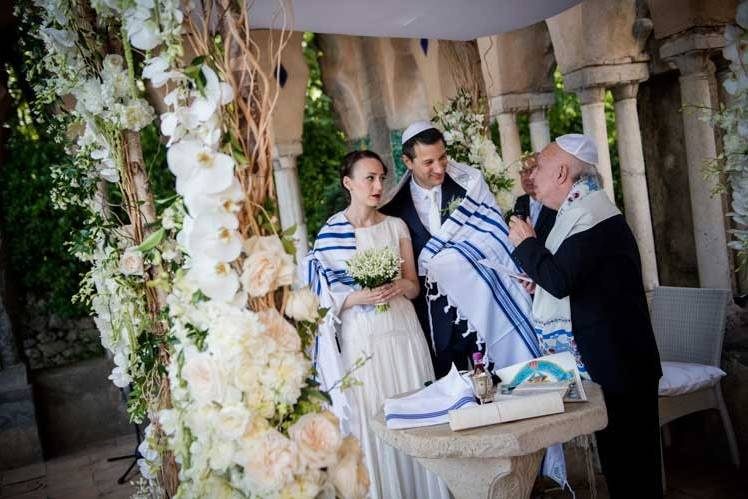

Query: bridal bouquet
<box><xmin>346</xmin><ymin>247</ymin><xmax>401</xmax><ymax>312</ymax></box>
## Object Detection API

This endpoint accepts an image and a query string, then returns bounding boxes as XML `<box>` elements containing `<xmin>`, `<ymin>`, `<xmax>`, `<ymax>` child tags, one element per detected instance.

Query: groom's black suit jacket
<box><xmin>380</xmin><ymin>174</ymin><xmax>476</xmax><ymax>378</ymax></box>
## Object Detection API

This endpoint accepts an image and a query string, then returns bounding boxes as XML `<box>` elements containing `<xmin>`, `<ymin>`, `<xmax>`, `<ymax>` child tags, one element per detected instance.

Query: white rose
<box><xmin>215</xmin><ymin>405</ymin><xmax>251</xmax><ymax>440</ymax></box>
<box><xmin>241</xmin><ymin>235</ymin><xmax>295</xmax><ymax>297</ymax></box>
<box><xmin>207</xmin><ymin>440</ymin><xmax>236</xmax><ymax>471</ymax></box>
<box><xmin>328</xmin><ymin>436</ymin><xmax>370</xmax><ymax>499</ymax></box>
<box><xmin>119</xmin><ymin>247</ymin><xmax>144</xmax><ymax>276</ymax></box>
<box><xmin>285</xmin><ymin>288</ymin><xmax>320</xmax><ymax>322</ymax></box>
<box><xmin>495</xmin><ymin>190</ymin><xmax>516</xmax><ymax>215</ymax></box>
<box><xmin>288</xmin><ymin>411</ymin><xmax>342</xmax><ymax>470</ymax></box>
<box><xmin>181</xmin><ymin>349</ymin><xmax>227</xmax><ymax>406</ymax></box>
<box><xmin>261</xmin><ymin>353</ymin><xmax>309</xmax><ymax>405</ymax></box>
<box><xmin>238</xmin><ymin>428</ymin><xmax>298</xmax><ymax>492</ymax></box>
<box><xmin>258</xmin><ymin>308</ymin><xmax>301</xmax><ymax>353</ymax></box>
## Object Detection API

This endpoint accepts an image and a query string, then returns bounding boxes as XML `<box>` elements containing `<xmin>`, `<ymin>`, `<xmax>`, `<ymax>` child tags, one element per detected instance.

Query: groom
<box><xmin>381</xmin><ymin>121</ymin><xmax>477</xmax><ymax>378</ymax></box>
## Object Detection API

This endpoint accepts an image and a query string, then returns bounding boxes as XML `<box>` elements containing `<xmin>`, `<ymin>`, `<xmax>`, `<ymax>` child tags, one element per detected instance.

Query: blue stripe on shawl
<box><xmin>316</xmin><ymin>232</ymin><xmax>355</xmax><ymax>239</ymax></box>
<box><xmin>385</xmin><ymin>396</ymin><xmax>476</xmax><ymax>421</ymax></box>
<box><xmin>450</xmin><ymin>240</ymin><xmax>540</xmax><ymax>357</ymax></box>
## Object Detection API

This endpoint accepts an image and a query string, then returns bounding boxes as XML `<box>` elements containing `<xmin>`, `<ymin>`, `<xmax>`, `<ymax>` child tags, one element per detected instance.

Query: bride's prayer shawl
<box><xmin>300</xmin><ymin>211</ymin><xmax>359</xmax><ymax>430</ymax></box>
<box><xmin>532</xmin><ymin>176</ymin><xmax>620</xmax><ymax>377</ymax></box>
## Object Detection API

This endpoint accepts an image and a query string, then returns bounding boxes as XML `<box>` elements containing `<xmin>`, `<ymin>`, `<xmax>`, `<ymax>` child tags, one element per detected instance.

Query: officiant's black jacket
<box><xmin>511</xmin><ymin>214</ymin><xmax>662</xmax><ymax>393</ymax></box>
<box><xmin>381</xmin><ymin>174</ymin><xmax>476</xmax><ymax>377</ymax></box>
<box><xmin>513</xmin><ymin>194</ymin><xmax>557</xmax><ymax>246</ymax></box>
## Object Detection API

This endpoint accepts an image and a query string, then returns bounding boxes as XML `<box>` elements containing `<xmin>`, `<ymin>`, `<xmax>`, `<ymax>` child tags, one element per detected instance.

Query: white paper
<box><xmin>448</xmin><ymin>391</ymin><xmax>564</xmax><ymax>431</ymax></box>
<box><xmin>478</xmin><ymin>259</ymin><xmax>534</xmax><ymax>283</ymax></box>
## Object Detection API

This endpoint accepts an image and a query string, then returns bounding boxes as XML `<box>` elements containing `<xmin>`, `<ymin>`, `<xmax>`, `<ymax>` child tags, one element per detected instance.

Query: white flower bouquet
<box><xmin>434</xmin><ymin>88</ymin><xmax>516</xmax><ymax>213</ymax></box>
<box><xmin>346</xmin><ymin>246</ymin><xmax>401</xmax><ymax>312</ymax></box>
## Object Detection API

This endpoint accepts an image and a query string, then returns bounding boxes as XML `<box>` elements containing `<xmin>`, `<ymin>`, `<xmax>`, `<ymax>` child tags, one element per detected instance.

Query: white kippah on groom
<box><xmin>401</xmin><ymin>120</ymin><xmax>436</xmax><ymax>144</ymax></box>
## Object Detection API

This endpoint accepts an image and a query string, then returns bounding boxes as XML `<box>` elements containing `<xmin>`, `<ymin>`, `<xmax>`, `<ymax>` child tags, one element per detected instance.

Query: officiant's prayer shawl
<box><xmin>532</xmin><ymin>176</ymin><xmax>620</xmax><ymax>377</ymax></box>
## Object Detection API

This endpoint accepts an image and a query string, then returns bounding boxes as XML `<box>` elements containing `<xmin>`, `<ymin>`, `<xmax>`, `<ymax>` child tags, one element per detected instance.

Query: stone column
<box><xmin>528</xmin><ymin>108</ymin><xmax>551</xmax><ymax>153</ymax></box>
<box><xmin>578</xmin><ymin>86</ymin><xmax>615</xmax><ymax>201</ymax></box>
<box><xmin>669</xmin><ymin>51</ymin><xmax>731</xmax><ymax>289</ymax></box>
<box><xmin>612</xmin><ymin>83</ymin><xmax>659</xmax><ymax>291</ymax></box>
<box><xmin>496</xmin><ymin>112</ymin><xmax>523</xmax><ymax>194</ymax></box>
<box><xmin>272</xmin><ymin>142</ymin><xmax>309</xmax><ymax>255</ymax></box>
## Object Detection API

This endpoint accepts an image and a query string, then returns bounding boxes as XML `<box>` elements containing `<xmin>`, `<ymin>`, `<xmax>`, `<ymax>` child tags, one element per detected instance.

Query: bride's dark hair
<box><xmin>340</xmin><ymin>150</ymin><xmax>388</xmax><ymax>201</ymax></box>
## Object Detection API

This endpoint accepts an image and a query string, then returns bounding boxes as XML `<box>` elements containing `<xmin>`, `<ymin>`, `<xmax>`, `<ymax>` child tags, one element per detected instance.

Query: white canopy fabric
<box><xmin>249</xmin><ymin>0</ymin><xmax>582</xmax><ymax>40</ymax></box>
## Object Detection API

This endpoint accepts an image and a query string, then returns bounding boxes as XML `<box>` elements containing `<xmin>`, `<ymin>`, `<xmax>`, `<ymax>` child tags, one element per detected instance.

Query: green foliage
<box><xmin>0</xmin><ymin>102</ymin><xmax>89</xmax><ymax>318</ymax></box>
<box><xmin>297</xmin><ymin>33</ymin><xmax>348</xmax><ymax>240</ymax></box>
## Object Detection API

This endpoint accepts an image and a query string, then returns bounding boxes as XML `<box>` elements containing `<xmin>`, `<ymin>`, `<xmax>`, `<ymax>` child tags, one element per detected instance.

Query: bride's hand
<box><xmin>379</xmin><ymin>279</ymin><xmax>409</xmax><ymax>301</ymax></box>
<box><xmin>348</xmin><ymin>285</ymin><xmax>391</xmax><ymax>306</ymax></box>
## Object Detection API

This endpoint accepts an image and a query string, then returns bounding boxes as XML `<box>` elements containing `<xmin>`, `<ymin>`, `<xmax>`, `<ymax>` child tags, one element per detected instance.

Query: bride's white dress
<box><xmin>339</xmin><ymin>216</ymin><xmax>450</xmax><ymax>499</ymax></box>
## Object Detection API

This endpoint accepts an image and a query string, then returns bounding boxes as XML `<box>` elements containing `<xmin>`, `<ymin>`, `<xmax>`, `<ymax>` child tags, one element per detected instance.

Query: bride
<box><xmin>304</xmin><ymin>150</ymin><xmax>450</xmax><ymax>499</ymax></box>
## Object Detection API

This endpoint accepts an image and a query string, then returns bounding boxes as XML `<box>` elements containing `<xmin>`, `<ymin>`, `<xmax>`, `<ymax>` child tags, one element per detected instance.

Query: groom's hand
<box><xmin>508</xmin><ymin>216</ymin><xmax>536</xmax><ymax>246</ymax></box>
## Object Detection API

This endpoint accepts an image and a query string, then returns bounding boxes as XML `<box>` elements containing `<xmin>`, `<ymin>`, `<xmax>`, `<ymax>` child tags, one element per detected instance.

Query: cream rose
<box><xmin>329</xmin><ymin>436</ymin><xmax>370</xmax><ymax>499</ymax></box>
<box><xmin>119</xmin><ymin>247</ymin><xmax>144</xmax><ymax>276</ymax></box>
<box><xmin>238</xmin><ymin>428</ymin><xmax>298</xmax><ymax>492</ymax></box>
<box><xmin>181</xmin><ymin>350</ymin><xmax>227</xmax><ymax>406</ymax></box>
<box><xmin>258</xmin><ymin>308</ymin><xmax>301</xmax><ymax>353</ymax></box>
<box><xmin>288</xmin><ymin>411</ymin><xmax>342</xmax><ymax>470</ymax></box>
<box><xmin>241</xmin><ymin>235</ymin><xmax>295</xmax><ymax>297</ymax></box>
<box><xmin>285</xmin><ymin>288</ymin><xmax>320</xmax><ymax>323</ymax></box>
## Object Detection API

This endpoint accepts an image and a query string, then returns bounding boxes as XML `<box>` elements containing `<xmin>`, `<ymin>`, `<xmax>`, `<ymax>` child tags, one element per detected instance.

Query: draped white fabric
<box><xmin>248</xmin><ymin>0</ymin><xmax>582</xmax><ymax>40</ymax></box>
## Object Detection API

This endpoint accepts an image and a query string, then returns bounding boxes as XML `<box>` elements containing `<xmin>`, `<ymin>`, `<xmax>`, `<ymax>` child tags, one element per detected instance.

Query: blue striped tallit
<box><xmin>406</xmin><ymin>161</ymin><xmax>541</xmax><ymax>366</ymax></box>
<box><xmin>391</xmin><ymin>161</ymin><xmax>567</xmax><ymax>488</ymax></box>
<box><xmin>300</xmin><ymin>211</ymin><xmax>361</xmax><ymax>429</ymax></box>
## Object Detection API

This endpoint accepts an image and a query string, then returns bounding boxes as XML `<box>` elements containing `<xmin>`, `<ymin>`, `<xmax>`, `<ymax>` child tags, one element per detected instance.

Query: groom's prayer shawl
<box><xmin>384</xmin><ymin>161</ymin><xmax>568</xmax><ymax>487</ymax></box>
<box><xmin>397</xmin><ymin>162</ymin><xmax>542</xmax><ymax>366</ymax></box>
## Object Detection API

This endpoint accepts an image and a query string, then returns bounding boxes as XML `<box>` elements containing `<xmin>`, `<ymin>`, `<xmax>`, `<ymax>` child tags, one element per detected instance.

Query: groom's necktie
<box><xmin>428</xmin><ymin>189</ymin><xmax>441</xmax><ymax>234</ymax></box>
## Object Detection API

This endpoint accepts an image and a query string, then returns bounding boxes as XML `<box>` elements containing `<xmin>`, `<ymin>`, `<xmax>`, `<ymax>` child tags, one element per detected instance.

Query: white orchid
<box><xmin>189</xmin><ymin>65</ymin><xmax>235</xmax><ymax>122</ymax></box>
<box><xmin>184</xmin><ymin>177</ymin><xmax>244</xmax><ymax>216</ymax></box>
<box><xmin>167</xmin><ymin>139</ymin><xmax>235</xmax><ymax>197</ymax></box>
<box><xmin>188</xmin><ymin>212</ymin><xmax>243</xmax><ymax>262</ymax></box>
<box><xmin>191</xmin><ymin>258</ymin><xmax>240</xmax><ymax>302</ymax></box>
<box><xmin>143</xmin><ymin>56</ymin><xmax>183</xmax><ymax>88</ymax></box>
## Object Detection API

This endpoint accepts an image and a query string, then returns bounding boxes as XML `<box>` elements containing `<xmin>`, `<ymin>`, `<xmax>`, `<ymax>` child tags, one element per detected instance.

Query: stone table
<box><xmin>370</xmin><ymin>381</ymin><xmax>607</xmax><ymax>499</ymax></box>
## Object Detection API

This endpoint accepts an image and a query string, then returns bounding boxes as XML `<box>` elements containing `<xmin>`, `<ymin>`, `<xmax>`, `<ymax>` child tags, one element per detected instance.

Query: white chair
<box><xmin>650</xmin><ymin>286</ymin><xmax>740</xmax><ymax>489</ymax></box>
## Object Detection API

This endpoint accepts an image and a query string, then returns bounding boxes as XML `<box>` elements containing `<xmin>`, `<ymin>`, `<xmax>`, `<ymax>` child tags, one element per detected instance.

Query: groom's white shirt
<box><xmin>409</xmin><ymin>177</ymin><xmax>442</xmax><ymax>234</ymax></box>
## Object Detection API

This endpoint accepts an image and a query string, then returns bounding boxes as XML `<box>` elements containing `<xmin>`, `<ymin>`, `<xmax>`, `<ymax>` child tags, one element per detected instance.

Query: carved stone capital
<box><xmin>273</xmin><ymin>141</ymin><xmax>303</xmax><ymax>161</ymax></box>
<box><xmin>562</xmin><ymin>62</ymin><xmax>649</xmax><ymax>93</ymax></box>
<box><xmin>577</xmin><ymin>86</ymin><xmax>607</xmax><ymax>106</ymax></box>
<box><xmin>612</xmin><ymin>82</ymin><xmax>640</xmax><ymax>102</ymax></box>
<box><xmin>487</xmin><ymin>92</ymin><xmax>556</xmax><ymax>116</ymax></box>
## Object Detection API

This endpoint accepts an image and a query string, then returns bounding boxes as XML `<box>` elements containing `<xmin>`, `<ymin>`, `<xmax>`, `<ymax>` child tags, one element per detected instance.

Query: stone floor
<box><xmin>0</xmin><ymin>434</ymin><xmax>140</xmax><ymax>499</ymax></box>
<box><xmin>1</xmin><ymin>414</ymin><xmax>745</xmax><ymax>499</ymax></box>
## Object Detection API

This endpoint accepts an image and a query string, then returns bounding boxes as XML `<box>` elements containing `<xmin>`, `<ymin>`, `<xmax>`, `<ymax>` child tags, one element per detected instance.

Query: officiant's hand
<box><xmin>508</xmin><ymin>216</ymin><xmax>536</xmax><ymax>246</ymax></box>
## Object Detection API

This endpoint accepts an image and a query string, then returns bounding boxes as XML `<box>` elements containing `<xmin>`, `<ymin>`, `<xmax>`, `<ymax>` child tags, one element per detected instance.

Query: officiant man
<box><xmin>507</xmin><ymin>134</ymin><xmax>662</xmax><ymax>498</ymax></box>
<box><xmin>380</xmin><ymin>122</ymin><xmax>477</xmax><ymax>378</ymax></box>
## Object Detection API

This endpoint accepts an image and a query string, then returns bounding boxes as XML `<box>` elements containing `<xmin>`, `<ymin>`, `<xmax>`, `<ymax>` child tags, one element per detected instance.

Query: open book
<box><xmin>494</xmin><ymin>351</ymin><xmax>588</xmax><ymax>403</ymax></box>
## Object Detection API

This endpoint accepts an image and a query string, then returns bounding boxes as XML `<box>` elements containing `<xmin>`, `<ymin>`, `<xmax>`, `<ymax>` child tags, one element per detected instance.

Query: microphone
<box><xmin>513</xmin><ymin>202</ymin><xmax>529</xmax><ymax>222</ymax></box>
